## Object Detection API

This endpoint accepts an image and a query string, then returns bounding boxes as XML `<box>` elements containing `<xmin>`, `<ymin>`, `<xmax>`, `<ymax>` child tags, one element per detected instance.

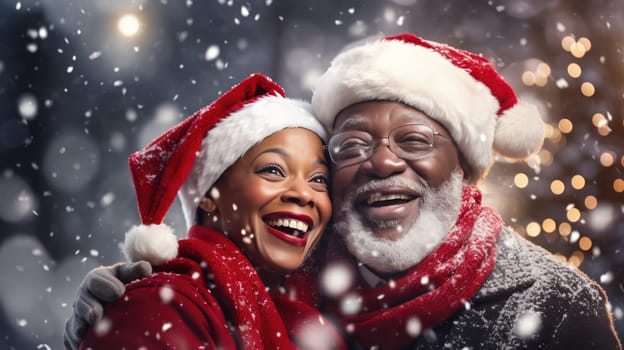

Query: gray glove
<box><xmin>63</xmin><ymin>260</ymin><xmax>152</xmax><ymax>350</ymax></box>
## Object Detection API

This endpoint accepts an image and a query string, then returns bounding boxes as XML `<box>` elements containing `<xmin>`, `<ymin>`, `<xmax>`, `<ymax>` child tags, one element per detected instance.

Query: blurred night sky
<box><xmin>0</xmin><ymin>0</ymin><xmax>622</xmax><ymax>348</ymax></box>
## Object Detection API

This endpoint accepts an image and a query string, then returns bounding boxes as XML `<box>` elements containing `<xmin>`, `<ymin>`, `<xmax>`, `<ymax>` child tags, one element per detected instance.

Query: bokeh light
<box><xmin>550</xmin><ymin>180</ymin><xmax>565</xmax><ymax>195</ymax></box>
<box><xmin>3</xmin><ymin>1</ymin><xmax>623</xmax><ymax>347</ymax></box>
<box><xmin>514</xmin><ymin>173</ymin><xmax>529</xmax><ymax>188</ymax></box>
<box><xmin>570</xmin><ymin>175</ymin><xmax>585</xmax><ymax>190</ymax></box>
<box><xmin>580</xmin><ymin>82</ymin><xmax>595</xmax><ymax>97</ymax></box>
<box><xmin>600</xmin><ymin>152</ymin><xmax>615</xmax><ymax>167</ymax></box>
<box><xmin>542</xmin><ymin>218</ymin><xmax>556</xmax><ymax>233</ymax></box>
<box><xmin>568</xmin><ymin>251</ymin><xmax>585</xmax><ymax>267</ymax></box>
<box><xmin>584</xmin><ymin>195</ymin><xmax>598</xmax><ymax>209</ymax></box>
<box><xmin>558</xmin><ymin>118</ymin><xmax>573</xmax><ymax>134</ymax></box>
<box><xmin>614</xmin><ymin>179</ymin><xmax>624</xmax><ymax>193</ymax></box>
<box><xmin>567</xmin><ymin>63</ymin><xmax>581</xmax><ymax>78</ymax></box>
<box><xmin>558</xmin><ymin>222</ymin><xmax>572</xmax><ymax>237</ymax></box>
<box><xmin>566</xmin><ymin>207</ymin><xmax>581</xmax><ymax>222</ymax></box>
<box><xmin>118</xmin><ymin>14</ymin><xmax>141</xmax><ymax>37</ymax></box>
<box><xmin>526</xmin><ymin>221</ymin><xmax>541</xmax><ymax>237</ymax></box>
<box><xmin>579</xmin><ymin>236</ymin><xmax>592</xmax><ymax>251</ymax></box>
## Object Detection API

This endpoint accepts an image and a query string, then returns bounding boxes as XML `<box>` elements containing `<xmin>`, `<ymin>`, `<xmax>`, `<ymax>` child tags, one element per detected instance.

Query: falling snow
<box><xmin>515</xmin><ymin>311</ymin><xmax>542</xmax><ymax>339</ymax></box>
<box><xmin>1</xmin><ymin>1</ymin><xmax>623</xmax><ymax>348</ymax></box>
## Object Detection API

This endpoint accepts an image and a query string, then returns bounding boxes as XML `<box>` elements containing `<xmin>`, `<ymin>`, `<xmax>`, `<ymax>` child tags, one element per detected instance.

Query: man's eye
<box><xmin>339</xmin><ymin>138</ymin><xmax>368</xmax><ymax>150</ymax></box>
<box><xmin>396</xmin><ymin>134</ymin><xmax>432</xmax><ymax>150</ymax></box>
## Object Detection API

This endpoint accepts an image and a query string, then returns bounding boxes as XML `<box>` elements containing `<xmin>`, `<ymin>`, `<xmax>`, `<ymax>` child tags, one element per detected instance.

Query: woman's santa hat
<box><xmin>311</xmin><ymin>33</ymin><xmax>544</xmax><ymax>181</ymax></box>
<box><xmin>123</xmin><ymin>74</ymin><xmax>327</xmax><ymax>265</ymax></box>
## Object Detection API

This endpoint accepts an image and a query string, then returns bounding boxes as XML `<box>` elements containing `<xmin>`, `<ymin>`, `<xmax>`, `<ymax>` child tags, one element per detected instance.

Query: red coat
<box><xmin>81</xmin><ymin>225</ymin><xmax>345</xmax><ymax>350</ymax></box>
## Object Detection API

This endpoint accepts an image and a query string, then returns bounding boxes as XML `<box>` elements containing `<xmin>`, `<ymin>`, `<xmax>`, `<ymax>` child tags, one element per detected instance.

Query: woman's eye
<box><xmin>311</xmin><ymin>174</ymin><xmax>329</xmax><ymax>185</ymax></box>
<box><xmin>256</xmin><ymin>164</ymin><xmax>285</xmax><ymax>177</ymax></box>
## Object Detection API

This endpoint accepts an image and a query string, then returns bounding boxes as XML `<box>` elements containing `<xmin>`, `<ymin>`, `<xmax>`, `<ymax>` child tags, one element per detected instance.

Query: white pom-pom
<box><xmin>493</xmin><ymin>101</ymin><xmax>545</xmax><ymax>159</ymax></box>
<box><xmin>123</xmin><ymin>224</ymin><xmax>178</xmax><ymax>266</ymax></box>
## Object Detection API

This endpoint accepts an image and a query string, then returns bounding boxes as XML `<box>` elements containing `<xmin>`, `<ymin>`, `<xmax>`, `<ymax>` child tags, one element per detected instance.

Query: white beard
<box><xmin>333</xmin><ymin>171</ymin><xmax>465</xmax><ymax>274</ymax></box>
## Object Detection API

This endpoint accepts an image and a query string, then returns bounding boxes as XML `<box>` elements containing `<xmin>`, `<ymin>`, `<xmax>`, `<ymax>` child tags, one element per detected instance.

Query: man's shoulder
<box><xmin>478</xmin><ymin>227</ymin><xmax>605</xmax><ymax>302</ymax></box>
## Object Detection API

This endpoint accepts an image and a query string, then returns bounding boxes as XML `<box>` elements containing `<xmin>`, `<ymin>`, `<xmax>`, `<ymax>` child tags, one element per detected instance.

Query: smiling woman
<box><xmin>77</xmin><ymin>74</ymin><xmax>345</xmax><ymax>350</ymax></box>
<box><xmin>201</xmin><ymin>127</ymin><xmax>331</xmax><ymax>275</ymax></box>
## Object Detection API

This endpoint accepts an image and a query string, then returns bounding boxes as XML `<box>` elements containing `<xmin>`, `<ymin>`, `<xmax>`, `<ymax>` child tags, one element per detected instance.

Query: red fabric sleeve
<box><xmin>80</xmin><ymin>272</ymin><xmax>237</xmax><ymax>350</ymax></box>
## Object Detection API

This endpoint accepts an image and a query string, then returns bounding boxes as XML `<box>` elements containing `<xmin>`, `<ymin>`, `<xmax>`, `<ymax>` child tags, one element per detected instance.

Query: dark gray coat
<box><xmin>403</xmin><ymin>227</ymin><xmax>622</xmax><ymax>349</ymax></box>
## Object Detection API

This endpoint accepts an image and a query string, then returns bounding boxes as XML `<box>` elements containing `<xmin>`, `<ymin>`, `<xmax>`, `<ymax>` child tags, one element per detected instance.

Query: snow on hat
<box><xmin>311</xmin><ymin>33</ymin><xmax>544</xmax><ymax>181</ymax></box>
<box><xmin>123</xmin><ymin>73</ymin><xmax>327</xmax><ymax>265</ymax></box>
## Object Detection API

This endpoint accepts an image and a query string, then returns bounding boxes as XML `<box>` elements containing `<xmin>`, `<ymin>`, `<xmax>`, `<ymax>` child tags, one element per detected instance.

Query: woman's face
<box><xmin>203</xmin><ymin>128</ymin><xmax>332</xmax><ymax>273</ymax></box>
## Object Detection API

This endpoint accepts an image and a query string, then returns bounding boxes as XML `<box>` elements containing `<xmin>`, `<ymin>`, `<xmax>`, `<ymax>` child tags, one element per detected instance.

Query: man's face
<box><xmin>330</xmin><ymin>100</ymin><xmax>465</xmax><ymax>241</ymax></box>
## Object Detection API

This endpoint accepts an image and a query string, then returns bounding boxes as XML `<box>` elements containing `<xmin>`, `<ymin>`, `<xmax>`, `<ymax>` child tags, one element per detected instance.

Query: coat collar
<box><xmin>474</xmin><ymin>227</ymin><xmax>537</xmax><ymax>299</ymax></box>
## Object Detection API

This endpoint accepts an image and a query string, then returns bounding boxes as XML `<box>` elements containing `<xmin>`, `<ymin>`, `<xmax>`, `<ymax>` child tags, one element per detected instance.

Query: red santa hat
<box><xmin>311</xmin><ymin>33</ymin><xmax>544</xmax><ymax>181</ymax></box>
<box><xmin>123</xmin><ymin>73</ymin><xmax>327</xmax><ymax>265</ymax></box>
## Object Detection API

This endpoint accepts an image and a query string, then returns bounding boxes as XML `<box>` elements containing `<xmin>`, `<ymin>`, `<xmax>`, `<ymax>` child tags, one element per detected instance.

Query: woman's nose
<box><xmin>281</xmin><ymin>178</ymin><xmax>315</xmax><ymax>207</ymax></box>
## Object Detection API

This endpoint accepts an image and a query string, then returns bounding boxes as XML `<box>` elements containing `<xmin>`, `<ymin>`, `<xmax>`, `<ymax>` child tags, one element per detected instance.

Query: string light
<box><xmin>580</xmin><ymin>82</ymin><xmax>595</xmax><ymax>97</ymax></box>
<box><xmin>614</xmin><ymin>179</ymin><xmax>624</xmax><ymax>193</ymax></box>
<box><xmin>570</xmin><ymin>42</ymin><xmax>586</xmax><ymax>58</ymax></box>
<box><xmin>569</xmin><ymin>251</ymin><xmax>585</xmax><ymax>267</ymax></box>
<box><xmin>538</xmin><ymin>149</ymin><xmax>553</xmax><ymax>166</ymax></box>
<box><xmin>542</xmin><ymin>218</ymin><xmax>556</xmax><ymax>233</ymax></box>
<box><xmin>522</xmin><ymin>62</ymin><xmax>550</xmax><ymax>87</ymax></box>
<box><xmin>550</xmin><ymin>180</ymin><xmax>565</xmax><ymax>195</ymax></box>
<box><xmin>592</xmin><ymin>113</ymin><xmax>607</xmax><ymax>128</ymax></box>
<box><xmin>579</xmin><ymin>236</ymin><xmax>593</xmax><ymax>251</ymax></box>
<box><xmin>522</xmin><ymin>71</ymin><xmax>536</xmax><ymax>86</ymax></box>
<box><xmin>514</xmin><ymin>173</ymin><xmax>529</xmax><ymax>188</ymax></box>
<box><xmin>597</xmin><ymin>125</ymin><xmax>612</xmax><ymax>136</ymax></box>
<box><xmin>567</xmin><ymin>63</ymin><xmax>581</xmax><ymax>78</ymax></box>
<box><xmin>561</xmin><ymin>36</ymin><xmax>575</xmax><ymax>51</ymax></box>
<box><xmin>600</xmin><ymin>152</ymin><xmax>615</xmax><ymax>167</ymax></box>
<box><xmin>526</xmin><ymin>222</ymin><xmax>541</xmax><ymax>237</ymax></box>
<box><xmin>559</xmin><ymin>222</ymin><xmax>572</xmax><ymax>236</ymax></box>
<box><xmin>584</xmin><ymin>195</ymin><xmax>598</xmax><ymax>209</ymax></box>
<box><xmin>566</xmin><ymin>207</ymin><xmax>581</xmax><ymax>222</ymax></box>
<box><xmin>570</xmin><ymin>175</ymin><xmax>585</xmax><ymax>190</ymax></box>
<box><xmin>558</xmin><ymin>118</ymin><xmax>573</xmax><ymax>134</ymax></box>
<box><xmin>577</xmin><ymin>37</ymin><xmax>592</xmax><ymax>51</ymax></box>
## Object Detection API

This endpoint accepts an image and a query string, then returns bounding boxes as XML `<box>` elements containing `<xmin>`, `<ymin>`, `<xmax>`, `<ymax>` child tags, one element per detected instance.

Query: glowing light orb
<box><xmin>118</xmin><ymin>14</ymin><xmax>141</xmax><ymax>37</ymax></box>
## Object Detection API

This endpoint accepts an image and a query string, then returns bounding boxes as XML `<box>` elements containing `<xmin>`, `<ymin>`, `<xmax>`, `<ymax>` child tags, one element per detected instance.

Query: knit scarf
<box><xmin>326</xmin><ymin>185</ymin><xmax>503</xmax><ymax>349</ymax></box>
<box><xmin>158</xmin><ymin>226</ymin><xmax>292</xmax><ymax>349</ymax></box>
<box><xmin>162</xmin><ymin>225</ymin><xmax>346</xmax><ymax>350</ymax></box>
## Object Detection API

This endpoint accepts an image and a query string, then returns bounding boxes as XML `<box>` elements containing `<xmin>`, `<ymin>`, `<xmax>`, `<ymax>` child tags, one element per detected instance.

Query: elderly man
<box><xmin>65</xmin><ymin>34</ymin><xmax>621</xmax><ymax>349</ymax></box>
<box><xmin>305</xmin><ymin>33</ymin><xmax>621</xmax><ymax>349</ymax></box>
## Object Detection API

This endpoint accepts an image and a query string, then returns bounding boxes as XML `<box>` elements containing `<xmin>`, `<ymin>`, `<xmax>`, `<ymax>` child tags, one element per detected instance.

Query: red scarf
<box><xmin>161</xmin><ymin>226</ymin><xmax>346</xmax><ymax>350</ymax></box>
<box><xmin>322</xmin><ymin>185</ymin><xmax>503</xmax><ymax>349</ymax></box>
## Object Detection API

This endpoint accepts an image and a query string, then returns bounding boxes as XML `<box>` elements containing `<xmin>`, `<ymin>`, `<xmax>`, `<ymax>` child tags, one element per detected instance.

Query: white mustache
<box><xmin>352</xmin><ymin>177</ymin><xmax>427</xmax><ymax>199</ymax></box>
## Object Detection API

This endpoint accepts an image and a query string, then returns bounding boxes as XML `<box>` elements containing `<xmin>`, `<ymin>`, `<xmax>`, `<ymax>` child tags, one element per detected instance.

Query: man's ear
<box><xmin>457</xmin><ymin>153</ymin><xmax>473</xmax><ymax>184</ymax></box>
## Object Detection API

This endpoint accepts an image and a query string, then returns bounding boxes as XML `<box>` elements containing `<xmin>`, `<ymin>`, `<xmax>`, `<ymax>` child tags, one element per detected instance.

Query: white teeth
<box><xmin>366</xmin><ymin>193</ymin><xmax>410</xmax><ymax>205</ymax></box>
<box><xmin>267</xmin><ymin>218</ymin><xmax>309</xmax><ymax>233</ymax></box>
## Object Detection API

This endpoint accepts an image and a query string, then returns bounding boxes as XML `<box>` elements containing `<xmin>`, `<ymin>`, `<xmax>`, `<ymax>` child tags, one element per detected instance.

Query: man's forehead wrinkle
<box><xmin>335</xmin><ymin>115</ymin><xmax>371</xmax><ymax>131</ymax></box>
<box><xmin>335</xmin><ymin>109</ymin><xmax>433</xmax><ymax>132</ymax></box>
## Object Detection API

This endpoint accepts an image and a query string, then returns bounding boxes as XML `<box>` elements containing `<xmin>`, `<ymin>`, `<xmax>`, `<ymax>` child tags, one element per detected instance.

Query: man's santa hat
<box><xmin>123</xmin><ymin>74</ymin><xmax>327</xmax><ymax>265</ymax></box>
<box><xmin>312</xmin><ymin>33</ymin><xmax>544</xmax><ymax>181</ymax></box>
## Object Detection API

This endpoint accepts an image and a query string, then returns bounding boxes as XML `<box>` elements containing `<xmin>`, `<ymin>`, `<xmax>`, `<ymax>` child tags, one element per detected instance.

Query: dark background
<box><xmin>1</xmin><ymin>0</ymin><xmax>622</xmax><ymax>348</ymax></box>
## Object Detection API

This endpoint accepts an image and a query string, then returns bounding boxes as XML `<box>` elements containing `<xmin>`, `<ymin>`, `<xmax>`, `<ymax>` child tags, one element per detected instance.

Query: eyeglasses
<box><xmin>326</xmin><ymin>124</ymin><xmax>449</xmax><ymax>167</ymax></box>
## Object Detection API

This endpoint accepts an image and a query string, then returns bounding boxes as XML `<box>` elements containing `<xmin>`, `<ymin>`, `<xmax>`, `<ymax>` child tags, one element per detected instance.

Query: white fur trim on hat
<box><xmin>178</xmin><ymin>95</ymin><xmax>327</xmax><ymax>229</ymax></box>
<box><xmin>494</xmin><ymin>101</ymin><xmax>544</xmax><ymax>158</ymax></box>
<box><xmin>123</xmin><ymin>223</ymin><xmax>179</xmax><ymax>265</ymax></box>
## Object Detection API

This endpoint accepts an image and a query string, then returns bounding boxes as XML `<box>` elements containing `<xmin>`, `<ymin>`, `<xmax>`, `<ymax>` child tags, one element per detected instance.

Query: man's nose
<box><xmin>361</xmin><ymin>140</ymin><xmax>407</xmax><ymax>178</ymax></box>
